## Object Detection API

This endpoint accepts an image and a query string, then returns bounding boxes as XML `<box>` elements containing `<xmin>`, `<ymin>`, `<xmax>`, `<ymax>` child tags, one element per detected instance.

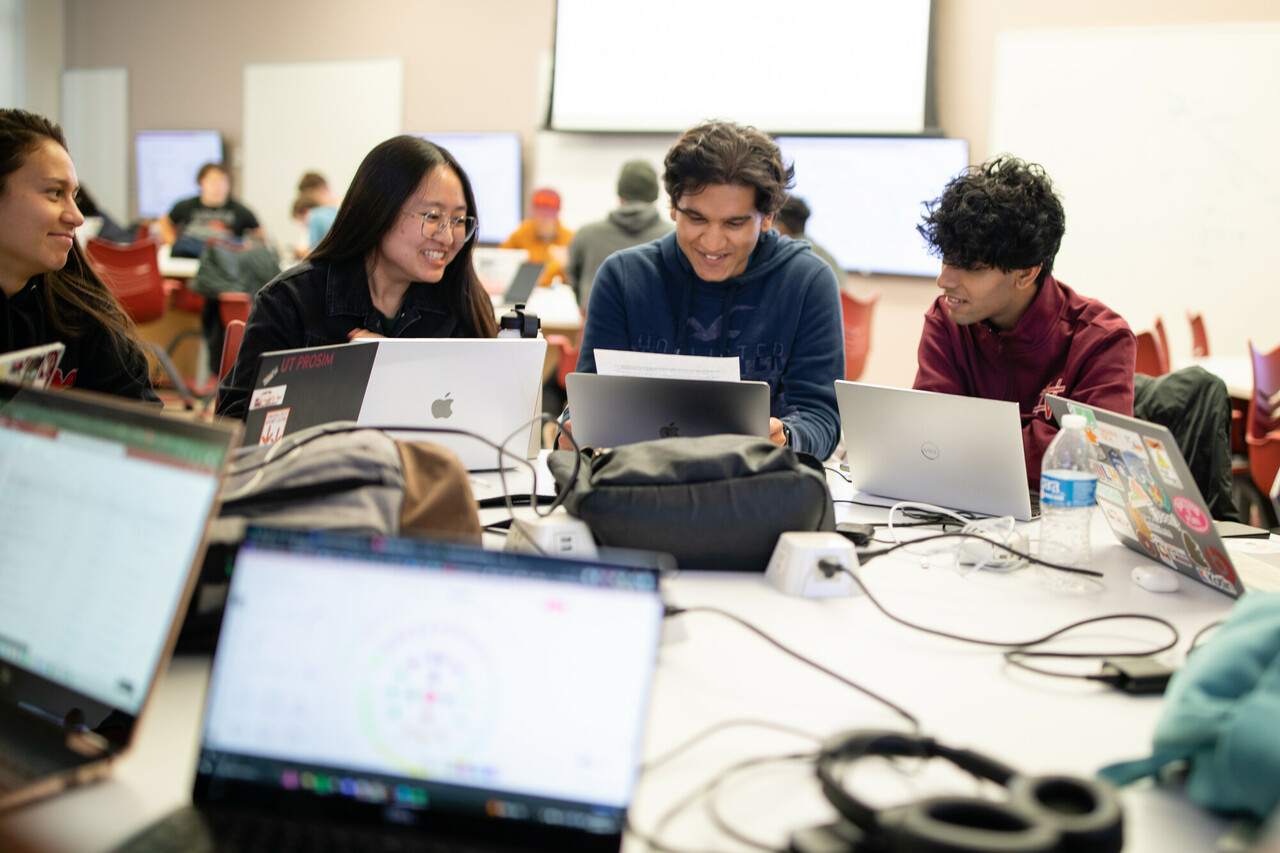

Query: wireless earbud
<box><xmin>814</xmin><ymin>730</ymin><xmax>1123</xmax><ymax>853</ymax></box>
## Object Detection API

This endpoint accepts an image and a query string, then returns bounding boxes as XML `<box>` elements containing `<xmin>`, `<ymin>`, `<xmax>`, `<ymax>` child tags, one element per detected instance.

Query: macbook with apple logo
<box><xmin>242</xmin><ymin>337</ymin><xmax>547</xmax><ymax>471</ymax></box>
<box><xmin>564</xmin><ymin>372</ymin><xmax>771</xmax><ymax>448</ymax></box>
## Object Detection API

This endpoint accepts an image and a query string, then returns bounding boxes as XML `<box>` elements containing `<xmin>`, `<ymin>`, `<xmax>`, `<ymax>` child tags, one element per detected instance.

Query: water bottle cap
<box><xmin>1060</xmin><ymin>414</ymin><xmax>1087</xmax><ymax>430</ymax></box>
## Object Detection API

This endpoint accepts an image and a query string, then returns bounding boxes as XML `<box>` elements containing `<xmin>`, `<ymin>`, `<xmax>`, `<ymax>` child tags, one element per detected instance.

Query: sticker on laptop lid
<box><xmin>1143</xmin><ymin>436</ymin><xmax>1183</xmax><ymax>489</ymax></box>
<box><xmin>259</xmin><ymin>408</ymin><xmax>290</xmax><ymax>446</ymax></box>
<box><xmin>250</xmin><ymin>385</ymin><xmax>287</xmax><ymax>411</ymax></box>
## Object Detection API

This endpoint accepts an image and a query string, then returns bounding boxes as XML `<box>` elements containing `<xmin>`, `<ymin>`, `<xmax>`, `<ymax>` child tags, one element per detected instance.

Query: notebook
<box><xmin>501</xmin><ymin>262</ymin><xmax>545</xmax><ymax>306</ymax></box>
<box><xmin>112</xmin><ymin>526</ymin><xmax>665</xmax><ymax>853</ymax></box>
<box><xmin>1045</xmin><ymin>395</ymin><xmax>1246</xmax><ymax>597</ymax></box>
<box><xmin>0</xmin><ymin>343</ymin><xmax>65</xmax><ymax>389</ymax></box>
<box><xmin>836</xmin><ymin>381</ymin><xmax>1035</xmax><ymax>520</ymax></box>
<box><xmin>566</xmin><ymin>372</ymin><xmax>771</xmax><ymax>448</ymax></box>
<box><xmin>242</xmin><ymin>337</ymin><xmax>547</xmax><ymax>470</ymax></box>
<box><xmin>0</xmin><ymin>383</ymin><xmax>239</xmax><ymax>811</ymax></box>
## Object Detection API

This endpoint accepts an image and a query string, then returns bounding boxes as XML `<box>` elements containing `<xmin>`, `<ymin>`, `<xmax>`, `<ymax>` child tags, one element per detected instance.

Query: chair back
<box><xmin>1247</xmin><ymin>341</ymin><xmax>1280</xmax><ymax>497</ymax></box>
<box><xmin>85</xmin><ymin>237</ymin><xmax>167</xmax><ymax>324</ymax></box>
<box><xmin>1188</xmin><ymin>311</ymin><xmax>1210</xmax><ymax>358</ymax></box>
<box><xmin>1154</xmin><ymin>315</ymin><xmax>1170</xmax><ymax>364</ymax></box>
<box><xmin>218</xmin><ymin>292</ymin><xmax>253</xmax><ymax>326</ymax></box>
<box><xmin>839</xmin><ymin>289</ymin><xmax>880</xmax><ymax>381</ymax></box>
<box><xmin>1135</xmin><ymin>330</ymin><xmax>1170</xmax><ymax>376</ymax></box>
<box><xmin>219</xmin><ymin>319</ymin><xmax>246</xmax><ymax>382</ymax></box>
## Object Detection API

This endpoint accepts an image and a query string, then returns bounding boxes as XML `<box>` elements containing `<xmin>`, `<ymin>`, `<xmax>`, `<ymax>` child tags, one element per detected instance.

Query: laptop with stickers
<box><xmin>836</xmin><ymin>381</ymin><xmax>1036</xmax><ymax>520</ymax></box>
<box><xmin>0</xmin><ymin>343</ymin><xmax>65</xmax><ymax>389</ymax></box>
<box><xmin>565</xmin><ymin>372</ymin><xmax>771</xmax><ymax>448</ymax></box>
<box><xmin>242</xmin><ymin>338</ymin><xmax>547</xmax><ymax>470</ymax></box>
<box><xmin>0</xmin><ymin>383</ymin><xmax>239</xmax><ymax>811</ymax></box>
<box><xmin>1046</xmin><ymin>395</ymin><xmax>1245</xmax><ymax>597</ymax></box>
<box><xmin>111</xmin><ymin>526</ymin><xmax>665</xmax><ymax>853</ymax></box>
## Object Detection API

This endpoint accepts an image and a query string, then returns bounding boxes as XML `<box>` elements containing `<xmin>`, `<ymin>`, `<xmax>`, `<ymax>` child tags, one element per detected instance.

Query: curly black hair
<box><xmin>663</xmin><ymin>120</ymin><xmax>794</xmax><ymax>216</ymax></box>
<box><xmin>917</xmin><ymin>156</ymin><xmax>1065</xmax><ymax>285</ymax></box>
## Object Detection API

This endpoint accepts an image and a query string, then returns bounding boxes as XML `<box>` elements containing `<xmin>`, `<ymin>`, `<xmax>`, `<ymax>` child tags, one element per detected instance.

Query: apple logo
<box><xmin>659</xmin><ymin>421</ymin><xmax>679</xmax><ymax>438</ymax></box>
<box><xmin>431</xmin><ymin>392</ymin><xmax>454</xmax><ymax>419</ymax></box>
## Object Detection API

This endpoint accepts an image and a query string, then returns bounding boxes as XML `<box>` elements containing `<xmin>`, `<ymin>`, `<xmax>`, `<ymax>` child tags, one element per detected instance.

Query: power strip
<box><xmin>764</xmin><ymin>532</ymin><xmax>860</xmax><ymax>598</ymax></box>
<box><xmin>503</xmin><ymin>509</ymin><xmax>599</xmax><ymax>559</ymax></box>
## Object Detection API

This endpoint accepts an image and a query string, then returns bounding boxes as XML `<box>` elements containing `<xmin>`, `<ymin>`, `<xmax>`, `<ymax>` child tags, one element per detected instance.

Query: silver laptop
<box><xmin>0</xmin><ymin>383</ymin><xmax>239</xmax><ymax>810</ymax></box>
<box><xmin>0</xmin><ymin>343</ymin><xmax>65</xmax><ymax>389</ymax></box>
<box><xmin>1046</xmin><ymin>395</ymin><xmax>1246</xmax><ymax>597</ymax></box>
<box><xmin>837</xmin><ymin>381</ymin><xmax>1034</xmax><ymax>520</ymax></box>
<box><xmin>566</xmin><ymin>372</ymin><xmax>771</xmax><ymax>448</ymax></box>
<box><xmin>110</xmin><ymin>526</ymin><xmax>664</xmax><ymax>853</ymax></box>
<box><xmin>243</xmin><ymin>338</ymin><xmax>547</xmax><ymax>471</ymax></box>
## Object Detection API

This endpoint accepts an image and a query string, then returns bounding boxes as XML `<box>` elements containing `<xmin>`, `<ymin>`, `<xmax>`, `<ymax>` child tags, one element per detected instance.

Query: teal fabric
<box><xmin>1100</xmin><ymin>592</ymin><xmax>1280</xmax><ymax>819</ymax></box>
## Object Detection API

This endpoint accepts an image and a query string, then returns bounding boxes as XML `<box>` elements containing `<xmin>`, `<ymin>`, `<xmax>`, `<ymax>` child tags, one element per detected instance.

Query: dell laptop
<box><xmin>565</xmin><ymin>372</ymin><xmax>771</xmax><ymax>448</ymax></box>
<box><xmin>837</xmin><ymin>381</ymin><xmax>1035</xmax><ymax>520</ymax></box>
<box><xmin>0</xmin><ymin>382</ymin><xmax>240</xmax><ymax>810</ymax></box>
<box><xmin>111</xmin><ymin>526</ymin><xmax>665</xmax><ymax>852</ymax></box>
<box><xmin>243</xmin><ymin>337</ymin><xmax>547</xmax><ymax>470</ymax></box>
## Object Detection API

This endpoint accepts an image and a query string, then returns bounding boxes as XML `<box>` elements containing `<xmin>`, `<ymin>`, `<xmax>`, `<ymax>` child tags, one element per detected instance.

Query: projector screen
<box><xmin>550</xmin><ymin>0</ymin><xmax>932</xmax><ymax>133</ymax></box>
<box><xmin>135</xmin><ymin>130</ymin><xmax>224</xmax><ymax>219</ymax></box>
<box><xmin>418</xmin><ymin>132</ymin><xmax>523</xmax><ymax>245</ymax></box>
<box><xmin>776</xmin><ymin>136</ymin><xmax>970</xmax><ymax>277</ymax></box>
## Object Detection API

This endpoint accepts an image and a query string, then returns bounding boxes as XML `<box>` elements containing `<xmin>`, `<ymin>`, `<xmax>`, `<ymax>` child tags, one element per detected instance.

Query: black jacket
<box><xmin>1</xmin><ymin>276</ymin><xmax>158</xmax><ymax>403</ymax></box>
<box><xmin>217</xmin><ymin>258</ymin><xmax>473</xmax><ymax>419</ymax></box>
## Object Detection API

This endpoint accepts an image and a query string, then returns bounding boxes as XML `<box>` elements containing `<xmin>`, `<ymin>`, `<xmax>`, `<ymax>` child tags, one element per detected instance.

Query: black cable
<box><xmin>703</xmin><ymin>754</ymin><xmax>819</xmax><ymax>851</ymax></box>
<box><xmin>642</xmin><ymin>718</ymin><xmax>821</xmax><ymax>773</ymax></box>
<box><xmin>856</xmin><ymin>530</ymin><xmax>1104</xmax><ymax>577</ymax></box>
<box><xmin>666</xmin><ymin>605</ymin><xmax>921</xmax><ymax>730</ymax></box>
<box><xmin>1187</xmin><ymin>619</ymin><xmax>1224</xmax><ymax>653</ymax></box>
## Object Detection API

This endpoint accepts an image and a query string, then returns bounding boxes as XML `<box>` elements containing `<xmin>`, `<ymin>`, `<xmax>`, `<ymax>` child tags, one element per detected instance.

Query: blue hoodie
<box><xmin>577</xmin><ymin>229</ymin><xmax>844</xmax><ymax>458</ymax></box>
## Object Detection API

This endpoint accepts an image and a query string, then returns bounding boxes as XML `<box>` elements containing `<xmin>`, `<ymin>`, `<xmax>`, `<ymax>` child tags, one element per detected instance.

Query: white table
<box><xmin>1</xmin><ymin>469</ymin><xmax>1259</xmax><ymax>852</ymax></box>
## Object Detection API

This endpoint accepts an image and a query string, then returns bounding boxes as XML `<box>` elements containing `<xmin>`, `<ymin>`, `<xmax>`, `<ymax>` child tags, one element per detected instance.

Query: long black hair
<box><xmin>311</xmin><ymin>136</ymin><xmax>497</xmax><ymax>337</ymax></box>
<box><xmin>0</xmin><ymin>108</ymin><xmax>140</xmax><ymax>354</ymax></box>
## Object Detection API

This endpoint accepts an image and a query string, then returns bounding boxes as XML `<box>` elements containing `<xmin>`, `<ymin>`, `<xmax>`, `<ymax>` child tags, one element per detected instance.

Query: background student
<box><xmin>500</xmin><ymin>187</ymin><xmax>573</xmax><ymax>288</ymax></box>
<box><xmin>0</xmin><ymin>108</ymin><xmax>158</xmax><ymax>402</ymax></box>
<box><xmin>158</xmin><ymin>162</ymin><xmax>264</xmax><ymax>258</ymax></box>
<box><xmin>217</xmin><ymin>135</ymin><xmax>498</xmax><ymax>419</ymax></box>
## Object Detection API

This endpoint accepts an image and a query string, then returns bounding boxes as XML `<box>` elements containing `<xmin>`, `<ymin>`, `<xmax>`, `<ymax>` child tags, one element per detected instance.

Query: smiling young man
<box><xmin>912</xmin><ymin>156</ymin><xmax>1136</xmax><ymax>483</ymax></box>
<box><xmin>573</xmin><ymin>121</ymin><xmax>844</xmax><ymax>458</ymax></box>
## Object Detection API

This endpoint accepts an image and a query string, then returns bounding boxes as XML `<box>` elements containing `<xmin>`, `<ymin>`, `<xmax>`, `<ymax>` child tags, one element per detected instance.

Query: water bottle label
<box><xmin>1040</xmin><ymin>471</ymin><xmax>1097</xmax><ymax>508</ymax></box>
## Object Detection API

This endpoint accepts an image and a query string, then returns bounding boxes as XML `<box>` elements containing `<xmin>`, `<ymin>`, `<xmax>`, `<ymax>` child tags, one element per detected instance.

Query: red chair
<box><xmin>218</xmin><ymin>292</ymin><xmax>252</xmax><ymax>326</ymax></box>
<box><xmin>1154</xmin><ymin>315</ymin><xmax>1170</xmax><ymax>365</ymax></box>
<box><xmin>85</xmin><ymin>236</ymin><xmax>198</xmax><ymax>408</ymax></box>
<box><xmin>839</xmin><ymin>289</ymin><xmax>880</xmax><ymax>382</ymax></box>
<box><xmin>544</xmin><ymin>333</ymin><xmax>580</xmax><ymax>390</ymax></box>
<box><xmin>213</xmin><ymin>319</ymin><xmax>247</xmax><ymax>412</ymax></box>
<box><xmin>1134</xmin><ymin>330</ymin><xmax>1169</xmax><ymax>377</ymax></box>
<box><xmin>1246</xmin><ymin>341</ymin><xmax>1280</xmax><ymax>519</ymax></box>
<box><xmin>1188</xmin><ymin>311</ymin><xmax>1210</xmax><ymax>358</ymax></box>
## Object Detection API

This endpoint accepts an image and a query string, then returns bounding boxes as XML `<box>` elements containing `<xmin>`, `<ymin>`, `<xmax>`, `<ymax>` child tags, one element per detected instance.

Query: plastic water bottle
<box><xmin>1038</xmin><ymin>414</ymin><xmax>1097</xmax><ymax>569</ymax></box>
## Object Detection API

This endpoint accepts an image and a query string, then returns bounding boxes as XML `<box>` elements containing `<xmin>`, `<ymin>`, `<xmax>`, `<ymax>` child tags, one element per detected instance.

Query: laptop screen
<box><xmin>195</xmin><ymin>527</ymin><xmax>663</xmax><ymax>849</ymax></box>
<box><xmin>0</xmin><ymin>384</ymin><xmax>237</xmax><ymax>745</ymax></box>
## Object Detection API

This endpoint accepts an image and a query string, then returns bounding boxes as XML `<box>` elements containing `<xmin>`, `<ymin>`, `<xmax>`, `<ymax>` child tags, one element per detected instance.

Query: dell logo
<box><xmin>920</xmin><ymin>442</ymin><xmax>940</xmax><ymax>460</ymax></box>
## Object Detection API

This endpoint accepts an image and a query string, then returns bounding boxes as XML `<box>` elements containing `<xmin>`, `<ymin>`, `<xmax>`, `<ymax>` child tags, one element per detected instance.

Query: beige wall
<box><xmin>59</xmin><ymin>0</ymin><xmax>1278</xmax><ymax>388</ymax></box>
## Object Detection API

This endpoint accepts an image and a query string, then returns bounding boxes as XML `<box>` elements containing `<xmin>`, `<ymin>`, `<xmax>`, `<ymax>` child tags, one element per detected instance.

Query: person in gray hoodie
<box><xmin>564</xmin><ymin>159</ymin><xmax>672</xmax><ymax>310</ymax></box>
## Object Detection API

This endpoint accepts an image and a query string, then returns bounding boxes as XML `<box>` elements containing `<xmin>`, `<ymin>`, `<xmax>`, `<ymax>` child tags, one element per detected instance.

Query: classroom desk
<box><xmin>1</xmin><ymin>467</ymin><xmax>1265</xmax><ymax>853</ymax></box>
<box><xmin>1175</xmin><ymin>355</ymin><xmax>1253</xmax><ymax>400</ymax></box>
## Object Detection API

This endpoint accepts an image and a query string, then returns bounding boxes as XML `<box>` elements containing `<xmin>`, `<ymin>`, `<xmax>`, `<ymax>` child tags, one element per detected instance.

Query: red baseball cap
<box><xmin>531</xmin><ymin>188</ymin><xmax>561</xmax><ymax>212</ymax></box>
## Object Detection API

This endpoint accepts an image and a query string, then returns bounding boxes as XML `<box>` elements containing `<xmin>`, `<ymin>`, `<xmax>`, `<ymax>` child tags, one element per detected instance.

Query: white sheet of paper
<box><xmin>593</xmin><ymin>349</ymin><xmax>740</xmax><ymax>381</ymax></box>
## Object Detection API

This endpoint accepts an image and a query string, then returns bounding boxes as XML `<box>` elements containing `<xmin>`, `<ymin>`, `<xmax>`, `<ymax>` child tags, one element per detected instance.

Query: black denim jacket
<box><xmin>216</xmin><ymin>258</ymin><xmax>469</xmax><ymax>419</ymax></box>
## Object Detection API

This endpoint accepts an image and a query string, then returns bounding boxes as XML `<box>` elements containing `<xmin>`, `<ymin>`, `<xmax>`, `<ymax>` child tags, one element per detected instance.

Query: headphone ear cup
<box><xmin>1007</xmin><ymin>774</ymin><xmax>1124</xmax><ymax>853</ymax></box>
<box><xmin>878</xmin><ymin>797</ymin><xmax>1062</xmax><ymax>853</ymax></box>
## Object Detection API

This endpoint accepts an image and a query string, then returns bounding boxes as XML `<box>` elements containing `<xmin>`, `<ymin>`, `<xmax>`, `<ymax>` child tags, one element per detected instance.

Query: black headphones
<box><xmin>815</xmin><ymin>730</ymin><xmax>1123</xmax><ymax>853</ymax></box>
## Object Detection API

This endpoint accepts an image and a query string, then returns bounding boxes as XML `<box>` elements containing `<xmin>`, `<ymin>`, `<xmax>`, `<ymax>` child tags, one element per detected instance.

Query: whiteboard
<box><xmin>61</xmin><ymin>67</ymin><xmax>128</xmax><ymax>227</ymax></box>
<box><xmin>532</xmin><ymin>131</ymin><xmax>677</xmax><ymax>232</ymax></box>
<box><xmin>243</xmin><ymin>58</ymin><xmax>403</xmax><ymax>255</ymax></box>
<box><xmin>990</xmin><ymin>24</ymin><xmax>1280</xmax><ymax>358</ymax></box>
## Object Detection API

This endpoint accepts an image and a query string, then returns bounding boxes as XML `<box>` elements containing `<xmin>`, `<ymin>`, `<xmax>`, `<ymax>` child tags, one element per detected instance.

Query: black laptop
<box><xmin>111</xmin><ymin>526</ymin><xmax>665</xmax><ymax>852</ymax></box>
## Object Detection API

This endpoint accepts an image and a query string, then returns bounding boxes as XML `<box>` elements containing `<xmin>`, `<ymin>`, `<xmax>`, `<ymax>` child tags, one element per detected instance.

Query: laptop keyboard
<box><xmin>113</xmin><ymin>806</ymin><xmax>507</xmax><ymax>853</ymax></box>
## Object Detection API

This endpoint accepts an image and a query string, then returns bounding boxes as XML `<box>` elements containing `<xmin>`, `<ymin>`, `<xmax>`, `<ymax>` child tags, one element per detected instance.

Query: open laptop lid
<box><xmin>193</xmin><ymin>526</ymin><xmax>664</xmax><ymax>852</ymax></box>
<box><xmin>836</xmin><ymin>381</ymin><xmax>1034</xmax><ymax>520</ymax></box>
<box><xmin>0</xmin><ymin>383</ymin><xmax>240</xmax><ymax>810</ymax></box>
<box><xmin>0</xmin><ymin>343</ymin><xmax>65</xmax><ymax>389</ymax></box>
<box><xmin>243</xmin><ymin>338</ymin><xmax>547</xmax><ymax>471</ymax></box>
<box><xmin>1046</xmin><ymin>395</ymin><xmax>1244</xmax><ymax>597</ymax></box>
<box><xmin>566</xmin><ymin>373</ymin><xmax>771</xmax><ymax>448</ymax></box>
<box><xmin>502</xmin><ymin>262</ymin><xmax>545</xmax><ymax>306</ymax></box>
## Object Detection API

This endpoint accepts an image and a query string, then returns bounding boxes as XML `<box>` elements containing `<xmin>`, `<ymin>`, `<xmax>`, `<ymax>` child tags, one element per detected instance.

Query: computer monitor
<box><xmin>773</xmin><ymin>135</ymin><xmax>970</xmax><ymax>278</ymax></box>
<box><xmin>135</xmin><ymin>130</ymin><xmax>224</xmax><ymax>220</ymax></box>
<box><xmin>417</xmin><ymin>132</ymin><xmax>522</xmax><ymax>245</ymax></box>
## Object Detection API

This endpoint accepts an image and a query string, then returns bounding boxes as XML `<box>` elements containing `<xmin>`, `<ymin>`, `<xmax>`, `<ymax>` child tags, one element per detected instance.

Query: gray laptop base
<box><xmin>836</xmin><ymin>381</ymin><xmax>1034</xmax><ymax>521</ymax></box>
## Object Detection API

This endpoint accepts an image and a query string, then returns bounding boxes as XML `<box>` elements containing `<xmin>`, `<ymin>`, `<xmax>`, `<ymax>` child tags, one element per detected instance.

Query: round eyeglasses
<box><xmin>404</xmin><ymin>210</ymin><xmax>478</xmax><ymax>243</ymax></box>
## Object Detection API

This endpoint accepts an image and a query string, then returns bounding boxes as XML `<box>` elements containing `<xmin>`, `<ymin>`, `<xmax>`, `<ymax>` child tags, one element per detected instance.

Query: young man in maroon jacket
<box><xmin>912</xmin><ymin>156</ymin><xmax>1137</xmax><ymax>485</ymax></box>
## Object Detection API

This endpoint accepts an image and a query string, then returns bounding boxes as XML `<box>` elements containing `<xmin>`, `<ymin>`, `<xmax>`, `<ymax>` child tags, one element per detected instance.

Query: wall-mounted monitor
<box><xmin>135</xmin><ymin>130</ymin><xmax>224</xmax><ymax>219</ymax></box>
<box><xmin>417</xmin><ymin>132</ymin><xmax>522</xmax><ymax>245</ymax></box>
<box><xmin>550</xmin><ymin>0</ymin><xmax>932</xmax><ymax>134</ymax></box>
<box><xmin>774</xmin><ymin>136</ymin><xmax>971</xmax><ymax>278</ymax></box>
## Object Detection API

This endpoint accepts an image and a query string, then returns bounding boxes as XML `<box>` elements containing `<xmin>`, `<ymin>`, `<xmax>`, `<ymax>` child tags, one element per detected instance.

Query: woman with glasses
<box><xmin>217</xmin><ymin>135</ymin><xmax>498</xmax><ymax>419</ymax></box>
